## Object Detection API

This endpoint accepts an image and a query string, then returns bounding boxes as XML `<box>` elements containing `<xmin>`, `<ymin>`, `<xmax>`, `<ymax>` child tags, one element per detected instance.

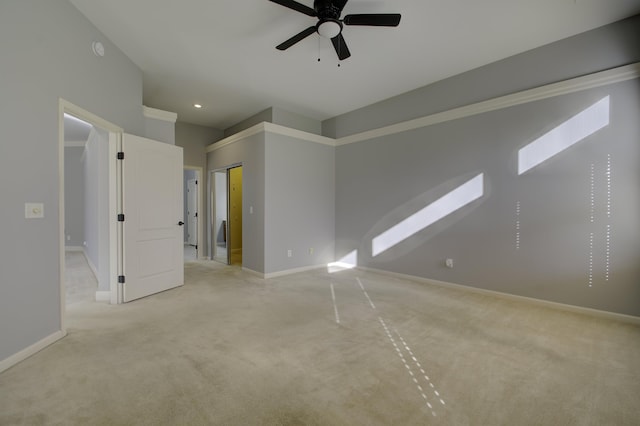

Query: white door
<box><xmin>187</xmin><ymin>178</ymin><xmax>198</xmax><ymax>246</ymax></box>
<box><xmin>121</xmin><ymin>134</ymin><xmax>184</xmax><ymax>302</ymax></box>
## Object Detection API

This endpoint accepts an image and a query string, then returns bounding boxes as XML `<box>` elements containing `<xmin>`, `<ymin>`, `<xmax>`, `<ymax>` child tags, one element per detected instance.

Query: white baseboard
<box><xmin>65</xmin><ymin>246</ymin><xmax>83</xmax><ymax>252</ymax></box>
<box><xmin>0</xmin><ymin>330</ymin><xmax>67</xmax><ymax>374</ymax></box>
<box><xmin>243</xmin><ymin>264</ymin><xmax>327</xmax><ymax>279</ymax></box>
<box><xmin>95</xmin><ymin>291</ymin><xmax>111</xmax><ymax>302</ymax></box>
<box><xmin>264</xmin><ymin>264</ymin><xmax>325</xmax><ymax>279</ymax></box>
<box><xmin>358</xmin><ymin>266</ymin><xmax>640</xmax><ymax>325</ymax></box>
<box><xmin>242</xmin><ymin>267</ymin><xmax>265</xmax><ymax>278</ymax></box>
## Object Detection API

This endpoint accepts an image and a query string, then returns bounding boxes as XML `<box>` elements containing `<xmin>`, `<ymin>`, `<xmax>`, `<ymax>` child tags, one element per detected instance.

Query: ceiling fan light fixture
<box><xmin>317</xmin><ymin>20</ymin><xmax>342</xmax><ymax>38</ymax></box>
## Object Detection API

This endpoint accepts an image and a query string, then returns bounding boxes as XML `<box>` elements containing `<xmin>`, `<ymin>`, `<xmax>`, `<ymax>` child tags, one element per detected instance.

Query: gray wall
<box><xmin>64</xmin><ymin>147</ymin><xmax>85</xmax><ymax>247</ymax></box>
<box><xmin>82</xmin><ymin>128</ymin><xmax>110</xmax><ymax>291</ymax></box>
<box><xmin>331</xmin><ymin>16</ymin><xmax>640</xmax><ymax>316</ymax></box>
<box><xmin>323</xmin><ymin>15</ymin><xmax>640</xmax><ymax>139</ymax></box>
<box><xmin>0</xmin><ymin>0</ymin><xmax>145</xmax><ymax>363</ymax></box>
<box><xmin>207</xmin><ymin>133</ymin><xmax>266</xmax><ymax>273</ymax></box>
<box><xmin>264</xmin><ymin>133</ymin><xmax>334</xmax><ymax>274</ymax></box>
<box><xmin>83</xmin><ymin>130</ymin><xmax>100</xmax><ymax>273</ymax></box>
<box><xmin>176</xmin><ymin>121</ymin><xmax>224</xmax><ymax>257</ymax></box>
<box><xmin>272</xmin><ymin>108</ymin><xmax>322</xmax><ymax>136</ymax></box>
<box><xmin>224</xmin><ymin>108</ymin><xmax>273</xmax><ymax>137</ymax></box>
<box><xmin>144</xmin><ymin>116</ymin><xmax>175</xmax><ymax>145</ymax></box>
<box><xmin>207</xmin><ymin>131</ymin><xmax>335</xmax><ymax>275</ymax></box>
<box><xmin>176</xmin><ymin>121</ymin><xmax>224</xmax><ymax>169</ymax></box>
<box><xmin>224</xmin><ymin>107</ymin><xmax>322</xmax><ymax>137</ymax></box>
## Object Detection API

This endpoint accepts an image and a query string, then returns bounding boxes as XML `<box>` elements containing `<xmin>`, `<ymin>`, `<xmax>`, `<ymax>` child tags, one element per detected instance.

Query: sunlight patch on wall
<box><xmin>372</xmin><ymin>174</ymin><xmax>484</xmax><ymax>257</ymax></box>
<box><xmin>518</xmin><ymin>96</ymin><xmax>610</xmax><ymax>175</ymax></box>
<box><xmin>328</xmin><ymin>250</ymin><xmax>358</xmax><ymax>273</ymax></box>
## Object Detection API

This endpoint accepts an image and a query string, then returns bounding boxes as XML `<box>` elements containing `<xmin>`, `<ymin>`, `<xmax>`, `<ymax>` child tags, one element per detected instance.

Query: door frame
<box><xmin>58</xmin><ymin>99</ymin><xmax>122</xmax><ymax>330</ymax></box>
<box><xmin>184</xmin><ymin>166</ymin><xmax>203</xmax><ymax>259</ymax></box>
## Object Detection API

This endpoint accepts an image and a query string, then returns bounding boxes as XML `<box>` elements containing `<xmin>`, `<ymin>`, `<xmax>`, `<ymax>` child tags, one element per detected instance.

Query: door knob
<box><xmin>178</xmin><ymin>221</ymin><xmax>184</xmax><ymax>226</ymax></box>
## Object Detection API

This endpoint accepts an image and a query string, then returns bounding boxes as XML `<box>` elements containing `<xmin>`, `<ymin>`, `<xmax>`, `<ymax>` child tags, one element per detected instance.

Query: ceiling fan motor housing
<box><xmin>314</xmin><ymin>0</ymin><xmax>342</xmax><ymax>20</ymax></box>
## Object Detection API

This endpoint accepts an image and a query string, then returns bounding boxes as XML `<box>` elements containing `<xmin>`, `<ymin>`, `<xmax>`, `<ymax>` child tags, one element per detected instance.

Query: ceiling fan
<box><xmin>268</xmin><ymin>0</ymin><xmax>401</xmax><ymax>60</ymax></box>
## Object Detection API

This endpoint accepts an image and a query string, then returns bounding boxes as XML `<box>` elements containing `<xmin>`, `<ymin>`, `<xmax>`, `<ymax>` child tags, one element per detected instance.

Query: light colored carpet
<box><xmin>1</xmin><ymin>260</ymin><xmax>639</xmax><ymax>425</ymax></box>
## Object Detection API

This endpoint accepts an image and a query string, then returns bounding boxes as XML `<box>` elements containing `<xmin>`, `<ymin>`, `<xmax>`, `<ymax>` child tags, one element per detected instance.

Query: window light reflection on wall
<box><xmin>372</xmin><ymin>174</ymin><xmax>485</xmax><ymax>257</ymax></box>
<box><xmin>518</xmin><ymin>96</ymin><xmax>610</xmax><ymax>175</ymax></box>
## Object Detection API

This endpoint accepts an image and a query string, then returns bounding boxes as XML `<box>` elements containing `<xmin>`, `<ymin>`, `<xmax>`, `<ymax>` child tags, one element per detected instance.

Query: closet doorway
<box><xmin>211</xmin><ymin>165</ymin><xmax>243</xmax><ymax>265</ymax></box>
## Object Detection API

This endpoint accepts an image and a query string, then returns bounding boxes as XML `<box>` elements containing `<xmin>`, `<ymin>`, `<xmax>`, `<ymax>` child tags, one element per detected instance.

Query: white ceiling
<box><xmin>68</xmin><ymin>0</ymin><xmax>640</xmax><ymax>130</ymax></box>
<box><xmin>64</xmin><ymin>114</ymin><xmax>92</xmax><ymax>143</ymax></box>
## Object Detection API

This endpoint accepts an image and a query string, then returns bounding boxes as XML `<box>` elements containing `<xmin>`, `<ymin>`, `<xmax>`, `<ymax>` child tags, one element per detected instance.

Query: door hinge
<box><xmin>195</xmin><ymin>180</ymin><xmax>198</xmax><ymax>185</ymax></box>
<box><xmin>117</xmin><ymin>214</ymin><xmax>125</xmax><ymax>222</ymax></box>
<box><xmin>118</xmin><ymin>275</ymin><xmax>125</xmax><ymax>284</ymax></box>
<box><xmin>117</xmin><ymin>152</ymin><xmax>125</xmax><ymax>160</ymax></box>
<box><xmin>195</xmin><ymin>212</ymin><xmax>198</xmax><ymax>217</ymax></box>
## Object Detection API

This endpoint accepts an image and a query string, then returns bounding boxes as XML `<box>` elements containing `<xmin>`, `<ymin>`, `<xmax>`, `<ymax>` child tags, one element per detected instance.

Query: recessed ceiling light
<box><xmin>194</xmin><ymin>104</ymin><xmax>202</xmax><ymax>109</ymax></box>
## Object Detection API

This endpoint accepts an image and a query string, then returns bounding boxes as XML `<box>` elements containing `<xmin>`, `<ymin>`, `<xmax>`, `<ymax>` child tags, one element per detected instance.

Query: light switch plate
<box><xmin>25</xmin><ymin>203</ymin><xmax>44</xmax><ymax>219</ymax></box>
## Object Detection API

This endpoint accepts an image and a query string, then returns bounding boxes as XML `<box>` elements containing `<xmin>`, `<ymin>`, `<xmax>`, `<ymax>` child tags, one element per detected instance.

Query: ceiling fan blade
<box><xmin>268</xmin><ymin>0</ymin><xmax>317</xmax><ymax>17</ymax></box>
<box><xmin>331</xmin><ymin>33</ymin><xmax>351</xmax><ymax>60</ymax></box>
<box><xmin>343</xmin><ymin>13</ymin><xmax>401</xmax><ymax>26</ymax></box>
<box><xmin>276</xmin><ymin>26</ymin><xmax>317</xmax><ymax>50</ymax></box>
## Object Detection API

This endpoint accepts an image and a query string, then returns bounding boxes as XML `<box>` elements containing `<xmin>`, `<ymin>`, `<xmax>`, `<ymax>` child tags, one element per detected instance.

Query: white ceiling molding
<box><xmin>142</xmin><ymin>105</ymin><xmax>178</xmax><ymax>123</ymax></box>
<box><xmin>263</xmin><ymin>122</ymin><xmax>335</xmax><ymax>146</ymax></box>
<box><xmin>206</xmin><ymin>122</ymin><xmax>267</xmax><ymax>153</ymax></box>
<box><xmin>335</xmin><ymin>62</ymin><xmax>640</xmax><ymax>146</ymax></box>
<box><xmin>205</xmin><ymin>63</ymin><xmax>640</xmax><ymax>152</ymax></box>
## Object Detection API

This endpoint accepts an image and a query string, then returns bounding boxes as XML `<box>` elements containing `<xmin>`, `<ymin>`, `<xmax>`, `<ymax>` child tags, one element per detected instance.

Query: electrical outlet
<box><xmin>25</xmin><ymin>203</ymin><xmax>44</xmax><ymax>219</ymax></box>
<box><xmin>446</xmin><ymin>258</ymin><xmax>454</xmax><ymax>269</ymax></box>
<box><xmin>287</xmin><ymin>250</ymin><xmax>292</xmax><ymax>258</ymax></box>
<box><xmin>309</xmin><ymin>247</ymin><xmax>314</xmax><ymax>255</ymax></box>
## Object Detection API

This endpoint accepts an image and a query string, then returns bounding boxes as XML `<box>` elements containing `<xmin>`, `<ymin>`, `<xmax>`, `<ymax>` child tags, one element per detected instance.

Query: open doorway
<box><xmin>229</xmin><ymin>166</ymin><xmax>243</xmax><ymax>265</ymax></box>
<box><xmin>59</xmin><ymin>100</ymin><xmax>121</xmax><ymax>330</ymax></box>
<box><xmin>183</xmin><ymin>167</ymin><xmax>202</xmax><ymax>262</ymax></box>
<box><xmin>62</xmin><ymin>112</ymin><xmax>115</xmax><ymax>306</ymax></box>
<box><xmin>63</xmin><ymin>114</ymin><xmax>98</xmax><ymax>305</ymax></box>
<box><xmin>210</xmin><ymin>164</ymin><xmax>243</xmax><ymax>265</ymax></box>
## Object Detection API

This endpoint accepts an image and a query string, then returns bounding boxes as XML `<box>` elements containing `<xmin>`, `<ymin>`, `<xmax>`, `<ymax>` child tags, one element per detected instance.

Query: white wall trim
<box><xmin>142</xmin><ymin>105</ymin><xmax>178</xmax><ymax>123</ymax></box>
<box><xmin>242</xmin><ymin>265</ymin><xmax>327</xmax><ymax>279</ymax></box>
<box><xmin>264</xmin><ymin>122</ymin><xmax>335</xmax><ymax>146</ymax></box>
<box><xmin>241</xmin><ymin>266</ymin><xmax>265</xmax><ymax>278</ymax></box>
<box><xmin>206</xmin><ymin>121</ymin><xmax>335</xmax><ymax>153</ymax></box>
<box><xmin>335</xmin><ymin>62</ymin><xmax>640</xmax><ymax>145</ymax></box>
<box><xmin>206</xmin><ymin>122</ymin><xmax>266</xmax><ymax>152</ymax></box>
<box><xmin>358</xmin><ymin>266</ymin><xmax>640</xmax><ymax>326</ymax></box>
<box><xmin>0</xmin><ymin>330</ymin><xmax>66</xmax><ymax>374</ymax></box>
<box><xmin>264</xmin><ymin>264</ymin><xmax>326</xmax><ymax>279</ymax></box>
